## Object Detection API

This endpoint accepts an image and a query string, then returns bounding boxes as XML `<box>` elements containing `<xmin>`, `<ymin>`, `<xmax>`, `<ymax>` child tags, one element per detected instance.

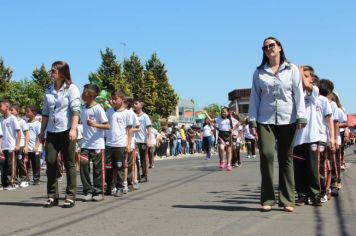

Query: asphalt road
<box><xmin>0</xmin><ymin>148</ymin><xmax>355</xmax><ymax>236</ymax></box>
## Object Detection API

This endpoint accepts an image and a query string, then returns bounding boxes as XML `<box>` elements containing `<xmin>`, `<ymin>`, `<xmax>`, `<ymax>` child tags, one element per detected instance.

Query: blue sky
<box><xmin>1</xmin><ymin>0</ymin><xmax>355</xmax><ymax>113</ymax></box>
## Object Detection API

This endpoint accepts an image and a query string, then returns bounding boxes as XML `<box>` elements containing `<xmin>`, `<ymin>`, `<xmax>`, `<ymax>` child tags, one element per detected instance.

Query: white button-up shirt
<box><xmin>42</xmin><ymin>83</ymin><xmax>81</xmax><ymax>133</ymax></box>
<box><xmin>248</xmin><ymin>62</ymin><xmax>306</xmax><ymax>127</ymax></box>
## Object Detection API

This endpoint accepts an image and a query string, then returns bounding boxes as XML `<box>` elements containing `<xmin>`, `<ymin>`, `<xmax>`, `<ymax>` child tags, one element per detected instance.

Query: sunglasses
<box><xmin>262</xmin><ymin>43</ymin><xmax>276</xmax><ymax>51</ymax></box>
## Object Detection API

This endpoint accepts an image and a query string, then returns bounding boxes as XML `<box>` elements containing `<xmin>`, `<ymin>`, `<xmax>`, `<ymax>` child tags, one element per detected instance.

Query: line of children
<box><xmin>293</xmin><ymin>65</ymin><xmax>348</xmax><ymax>207</ymax></box>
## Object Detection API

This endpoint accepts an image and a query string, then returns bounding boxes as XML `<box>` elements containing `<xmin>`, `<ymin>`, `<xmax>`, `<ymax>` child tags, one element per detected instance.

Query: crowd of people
<box><xmin>0</xmin><ymin>36</ymin><xmax>353</xmax><ymax>213</ymax></box>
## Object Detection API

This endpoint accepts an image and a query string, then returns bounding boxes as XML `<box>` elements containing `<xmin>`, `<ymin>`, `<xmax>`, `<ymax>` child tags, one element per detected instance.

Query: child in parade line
<box><xmin>25</xmin><ymin>105</ymin><xmax>42</xmax><ymax>185</ymax></box>
<box><xmin>243</xmin><ymin>118</ymin><xmax>256</xmax><ymax>159</ymax></box>
<box><xmin>10</xmin><ymin>105</ymin><xmax>29</xmax><ymax>188</ymax></box>
<box><xmin>202</xmin><ymin>118</ymin><xmax>214</xmax><ymax>160</ymax></box>
<box><xmin>0</xmin><ymin>122</ymin><xmax>3</xmax><ymax>189</ymax></box>
<box><xmin>248</xmin><ymin>37</ymin><xmax>306</xmax><ymax>212</ymax></box>
<box><xmin>0</xmin><ymin>100</ymin><xmax>21</xmax><ymax>190</ymax></box>
<box><xmin>148</xmin><ymin>126</ymin><xmax>158</xmax><ymax>168</ymax></box>
<box><xmin>292</xmin><ymin>66</ymin><xmax>333</xmax><ymax>206</ymax></box>
<box><xmin>105</xmin><ymin>90</ymin><xmax>133</xmax><ymax>197</ymax></box>
<box><xmin>80</xmin><ymin>84</ymin><xmax>110</xmax><ymax>202</ymax></box>
<box><xmin>231</xmin><ymin>112</ymin><xmax>243</xmax><ymax>167</ymax></box>
<box><xmin>329</xmin><ymin>92</ymin><xmax>346</xmax><ymax>192</ymax></box>
<box><xmin>123</xmin><ymin>97</ymin><xmax>140</xmax><ymax>191</ymax></box>
<box><xmin>133</xmin><ymin>98</ymin><xmax>152</xmax><ymax>183</ymax></box>
<box><xmin>204</xmin><ymin>107</ymin><xmax>240</xmax><ymax>171</ymax></box>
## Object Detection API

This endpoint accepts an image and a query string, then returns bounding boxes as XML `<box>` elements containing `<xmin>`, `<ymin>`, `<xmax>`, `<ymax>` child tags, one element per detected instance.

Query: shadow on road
<box><xmin>0</xmin><ymin>201</ymin><xmax>43</xmax><ymax>207</ymax></box>
<box><xmin>172</xmin><ymin>204</ymin><xmax>260</xmax><ymax>212</ymax></box>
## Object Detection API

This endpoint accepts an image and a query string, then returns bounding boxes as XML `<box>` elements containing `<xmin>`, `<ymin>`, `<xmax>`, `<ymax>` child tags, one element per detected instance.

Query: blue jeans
<box><xmin>203</xmin><ymin>136</ymin><xmax>212</xmax><ymax>159</ymax></box>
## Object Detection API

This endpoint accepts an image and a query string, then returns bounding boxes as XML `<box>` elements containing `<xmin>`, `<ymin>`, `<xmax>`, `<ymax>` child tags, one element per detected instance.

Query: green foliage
<box><xmin>203</xmin><ymin>103</ymin><xmax>221</xmax><ymax>119</ymax></box>
<box><xmin>123</xmin><ymin>53</ymin><xmax>144</xmax><ymax>93</ymax></box>
<box><xmin>89</xmin><ymin>47</ymin><xmax>131</xmax><ymax>95</ymax></box>
<box><xmin>0</xmin><ymin>58</ymin><xmax>13</xmax><ymax>93</ymax></box>
<box><xmin>145</xmin><ymin>53</ymin><xmax>178</xmax><ymax>118</ymax></box>
<box><xmin>0</xmin><ymin>80</ymin><xmax>44</xmax><ymax>110</ymax></box>
<box><xmin>32</xmin><ymin>64</ymin><xmax>51</xmax><ymax>90</ymax></box>
<box><xmin>135</xmin><ymin>71</ymin><xmax>158</xmax><ymax>116</ymax></box>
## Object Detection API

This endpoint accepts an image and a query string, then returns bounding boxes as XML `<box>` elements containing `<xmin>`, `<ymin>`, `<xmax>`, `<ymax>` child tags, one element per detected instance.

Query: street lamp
<box><xmin>120</xmin><ymin>42</ymin><xmax>127</xmax><ymax>60</ymax></box>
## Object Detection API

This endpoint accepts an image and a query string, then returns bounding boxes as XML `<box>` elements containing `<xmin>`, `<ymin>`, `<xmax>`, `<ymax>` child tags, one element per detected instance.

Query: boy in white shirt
<box><xmin>0</xmin><ymin>100</ymin><xmax>21</xmax><ymax>190</ymax></box>
<box><xmin>133</xmin><ymin>98</ymin><xmax>152</xmax><ymax>183</ymax></box>
<box><xmin>25</xmin><ymin>105</ymin><xmax>42</xmax><ymax>185</ymax></box>
<box><xmin>10</xmin><ymin>105</ymin><xmax>29</xmax><ymax>188</ymax></box>
<box><xmin>105</xmin><ymin>90</ymin><xmax>133</xmax><ymax>197</ymax></box>
<box><xmin>80</xmin><ymin>84</ymin><xmax>110</xmax><ymax>202</ymax></box>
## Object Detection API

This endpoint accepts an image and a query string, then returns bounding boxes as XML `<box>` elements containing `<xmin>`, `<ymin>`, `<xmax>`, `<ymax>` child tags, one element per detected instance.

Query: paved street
<box><xmin>1</xmin><ymin>148</ymin><xmax>355</xmax><ymax>236</ymax></box>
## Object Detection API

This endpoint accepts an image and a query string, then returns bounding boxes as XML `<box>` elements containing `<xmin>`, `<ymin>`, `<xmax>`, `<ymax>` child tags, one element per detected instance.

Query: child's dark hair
<box><xmin>111</xmin><ymin>89</ymin><xmax>127</xmax><ymax>99</ymax></box>
<box><xmin>220</xmin><ymin>106</ymin><xmax>230</xmax><ymax>118</ymax></box>
<box><xmin>124</xmin><ymin>96</ymin><xmax>134</xmax><ymax>109</ymax></box>
<box><xmin>84</xmin><ymin>84</ymin><xmax>100</xmax><ymax>96</ymax></box>
<box><xmin>318</xmin><ymin>79</ymin><xmax>334</xmax><ymax>96</ymax></box>
<box><xmin>27</xmin><ymin>105</ymin><xmax>38</xmax><ymax>115</ymax></box>
<box><xmin>11</xmin><ymin>104</ymin><xmax>21</xmax><ymax>114</ymax></box>
<box><xmin>0</xmin><ymin>99</ymin><xmax>11</xmax><ymax>107</ymax></box>
<box><xmin>134</xmin><ymin>97</ymin><xmax>145</xmax><ymax>104</ymax></box>
<box><xmin>303</xmin><ymin>65</ymin><xmax>315</xmax><ymax>77</ymax></box>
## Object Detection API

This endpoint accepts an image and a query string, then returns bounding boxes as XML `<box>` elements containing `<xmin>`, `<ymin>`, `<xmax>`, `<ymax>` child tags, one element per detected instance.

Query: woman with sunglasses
<box><xmin>248</xmin><ymin>37</ymin><xmax>306</xmax><ymax>212</ymax></box>
<box><xmin>39</xmin><ymin>61</ymin><xmax>81</xmax><ymax>208</ymax></box>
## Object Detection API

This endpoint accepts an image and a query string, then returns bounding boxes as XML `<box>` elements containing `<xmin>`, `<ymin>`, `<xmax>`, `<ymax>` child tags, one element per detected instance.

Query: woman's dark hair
<box><xmin>258</xmin><ymin>37</ymin><xmax>288</xmax><ymax>69</ymax></box>
<box><xmin>52</xmin><ymin>61</ymin><xmax>72</xmax><ymax>87</ymax></box>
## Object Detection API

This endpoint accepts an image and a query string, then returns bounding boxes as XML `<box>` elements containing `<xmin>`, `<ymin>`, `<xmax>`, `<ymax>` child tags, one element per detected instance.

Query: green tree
<box><xmin>145</xmin><ymin>53</ymin><xmax>178</xmax><ymax>118</ymax></box>
<box><xmin>135</xmin><ymin>71</ymin><xmax>158</xmax><ymax>116</ymax></box>
<box><xmin>32</xmin><ymin>64</ymin><xmax>52</xmax><ymax>90</ymax></box>
<box><xmin>203</xmin><ymin>103</ymin><xmax>221</xmax><ymax>119</ymax></box>
<box><xmin>0</xmin><ymin>58</ymin><xmax>13</xmax><ymax>93</ymax></box>
<box><xmin>123</xmin><ymin>53</ymin><xmax>144</xmax><ymax>94</ymax></box>
<box><xmin>0</xmin><ymin>80</ymin><xmax>44</xmax><ymax>109</ymax></box>
<box><xmin>89</xmin><ymin>47</ymin><xmax>131</xmax><ymax>95</ymax></box>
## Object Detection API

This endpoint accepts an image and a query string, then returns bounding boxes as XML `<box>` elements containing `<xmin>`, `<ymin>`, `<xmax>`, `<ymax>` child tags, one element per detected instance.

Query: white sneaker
<box><xmin>20</xmin><ymin>182</ymin><xmax>29</xmax><ymax>188</ymax></box>
<box><xmin>4</xmin><ymin>186</ymin><xmax>16</xmax><ymax>190</ymax></box>
<box><xmin>123</xmin><ymin>182</ymin><xmax>129</xmax><ymax>194</ymax></box>
<box><xmin>320</xmin><ymin>194</ymin><xmax>328</xmax><ymax>203</ymax></box>
<box><xmin>246</xmin><ymin>155</ymin><xmax>251</xmax><ymax>159</ymax></box>
<box><xmin>133</xmin><ymin>181</ymin><xmax>140</xmax><ymax>190</ymax></box>
<box><xmin>111</xmin><ymin>187</ymin><xmax>117</xmax><ymax>195</ymax></box>
<box><xmin>252</xmin><ymin>155</ymin><xmax>256</xmax><ymax>158</ymax></box>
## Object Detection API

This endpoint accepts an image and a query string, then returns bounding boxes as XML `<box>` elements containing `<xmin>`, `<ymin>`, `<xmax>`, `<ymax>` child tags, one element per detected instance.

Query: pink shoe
<box><xmin>226</xmin><ymin>164</ymin><xmax>232</xmax><ymax>171</ymax></box>
<box><xmin>219</xmin><ymin>161</ymin><xmax>225</xmax><ymax>168</ymax></box>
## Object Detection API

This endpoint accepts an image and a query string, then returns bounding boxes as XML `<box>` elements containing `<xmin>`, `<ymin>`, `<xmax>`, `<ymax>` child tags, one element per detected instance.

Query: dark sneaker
<box><xmin>312</xmin><ymin>197</ymin><xmax>323</xmax><ymax>206</ymax></box>
<box><xmin>296</xmin><ymin>196</ymin><xmax>307</xmax><ymax>206</ymax></box>
<box><xmin>331</xmin><ymin>189</ymin><xmax>339</xmax><ymax>197</ymax></box>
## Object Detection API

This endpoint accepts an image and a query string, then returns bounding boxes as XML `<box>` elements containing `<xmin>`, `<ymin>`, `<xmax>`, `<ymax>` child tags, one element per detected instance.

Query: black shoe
<box><xmin>331</xmin><ymin>189</ymin><xmax>339</xmax><ymax>197</ymax></box>
<box><xmin>104</xmin><ymin>187</ymin><xmax>112</xmax><ymax>196</ymax></box>
<box><xmin>296</xmin><ymin>196</ymin><xmax>307</xmax><ymax>206</ymax></box>
<box><xmin>312</xmin><ymin>197</ymin><xmax>323</xmax><ymax>206</ymax></box>
<box><xmin>43</xmin><ymin>198</ymin><xmax>59</xmax><ymax>208</ymax></box>
<box><xmin>33</xmin><ymin>181</ymin><xmax>40</xmax><ymax>185</ymax></box>
<box><xmin>139</xmin><ymin>176</ymin><xmax>148</xmax><ymax>183</ymax></box>
<box><xmin>62</xmin><ymin>199</ymin><xmax>75</xmax><ymax>208</ymax></box>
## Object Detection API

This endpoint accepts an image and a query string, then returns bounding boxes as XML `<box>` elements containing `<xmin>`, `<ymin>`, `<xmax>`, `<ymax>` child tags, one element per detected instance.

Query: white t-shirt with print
<box><xmin>106</xmin><ymin>108</ymin><xmax>133</xmax><ymax>147</ymax></box>
<box><xmin>215</xmin><ymin>117</ymin><xmax>239</xmax><ymax>132</ymax></box>
<box><xmin>134</xmin><ymin>113</ymin><xmax>152</xmax><ymax>144</ymax></box>
<box><xmin>27</xmin><ymin>120</ymin><xmax>41</xmax><ymax>152</ymax></box>
<box><xmin>203</xmin><ymin>124</ymin><xmax>213</xmax><ymax>137</ymax></box>
<box><xmin>81</xmin><ymin>104</ymin><xmax>108</xmax><ymax>149</ymax></box>
<box><xmin>1</xmin><ymin>114</ymin><xmax>21</xmax><ymax>151</ymax></box>
<box><xmin>18</xmin><ymin>118</ymin><xmax>29</xmax><ymax>147</ymax></box>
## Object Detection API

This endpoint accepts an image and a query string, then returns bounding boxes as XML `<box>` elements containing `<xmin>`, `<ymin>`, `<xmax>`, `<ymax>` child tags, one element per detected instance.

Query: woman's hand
<box><xmin>69</xmin><ymin>128</ymin><xmax>77</xmax><ymax>141</ymax></box>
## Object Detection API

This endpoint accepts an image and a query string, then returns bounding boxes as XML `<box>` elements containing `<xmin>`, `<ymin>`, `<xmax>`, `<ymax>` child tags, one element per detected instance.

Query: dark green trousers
<box><xmin>257</xmin><ymin>123</ymin><xmax>297</xmax><ymax>207</ymax></box>
<box><xmin>1</xmin><ymin>150</ymin><xmax>16</xmax><ymax>187</ymax></box>
<box><xmin>46</xmin><ymin>130</ymin><xmax>77</xmax><ymax>200</ymax></box>
<box><xmin>105</xmin><ymin>146</ymin><xmax>126</xmax><ymax>188</ymax></box>
<box><xmin>80</xmin><ymin>149</ymin><xmax>104</xmax><ymax>195</ymax></box>
<box><xmin>27</xmin><ymin>152</ymin><xmax>41</xmax><ymax>182</ymax></box>
<box><xmin>293</xmin><ymin>142</ymin><xmax>324</xmax><ymax>198</ymax></box>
